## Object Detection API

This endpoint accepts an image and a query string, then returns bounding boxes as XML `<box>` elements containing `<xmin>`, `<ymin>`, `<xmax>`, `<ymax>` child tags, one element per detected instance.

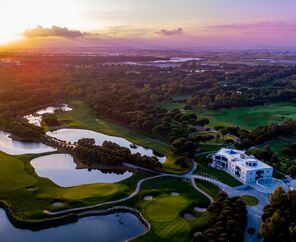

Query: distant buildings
<box><xmin>212</xmin><ymin>148</ymin><xmax>273</xmax><ymax>184</ymax></box>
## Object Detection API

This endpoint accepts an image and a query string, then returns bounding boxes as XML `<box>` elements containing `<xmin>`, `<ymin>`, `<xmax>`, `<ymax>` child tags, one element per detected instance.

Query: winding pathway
<box><xmin>44</xmin><ymin>160</ymin><xmax>209</xmax><ymax>216</ymax></box>
<box><xmin>44</xmin><ymin>152</ymin><xmax>270</xmax><ymax>242</ymax></box>
<box><xmin>44</xmin><ymin>174</ymin><xmax>164</xmax><ymax>216</ymax></box>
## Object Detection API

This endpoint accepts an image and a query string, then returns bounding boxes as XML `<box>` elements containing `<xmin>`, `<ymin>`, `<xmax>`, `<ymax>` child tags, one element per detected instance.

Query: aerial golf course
<box><xmin>0</xmin><ymin>101</ymin><xmax>213</xmax><ymax>242</ymax></box>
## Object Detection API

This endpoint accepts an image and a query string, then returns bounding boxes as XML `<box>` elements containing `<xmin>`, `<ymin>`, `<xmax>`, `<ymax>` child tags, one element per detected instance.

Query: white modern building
<box><xmin>212</xmin><ymin>148</ymin><xmax>273</xmax><ymax>184</ymax></box>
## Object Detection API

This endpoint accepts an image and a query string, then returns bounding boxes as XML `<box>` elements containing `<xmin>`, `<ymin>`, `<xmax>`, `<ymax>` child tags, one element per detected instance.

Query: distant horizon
<box><xmin>3</xmin><ymin>46</ymin><xmax>296</xmax><ymax>53</ymax></box>
<box><xmin>1</xmin><ymin>0</ymin><xmax>296</xmax><ymax>50</ymax></box>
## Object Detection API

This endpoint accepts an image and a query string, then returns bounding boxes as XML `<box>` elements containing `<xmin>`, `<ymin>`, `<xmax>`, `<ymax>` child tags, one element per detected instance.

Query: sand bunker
<box><xmin>194</xmin><ymin>207</ymin><xmax>207</xmax><ymax>212</ymax></box>
<box><xmin>144</xmin><ymin>196</ymin><xmax>153</xmax><ymax>200</ymax></box>
<box><xmin>183</xmin><ymin>213</ymin><xmax>195</xmax><ymax>220</ymax></box>
<box><xmin>27</xmin><ymin>187</ymin><xmax>37</xmax><ymax>191</ymax></box>
<box><xmin>52</xmin><ymin>202</ymin><xmax>62</xmax><ymax>207</ymax></box>
<box><xmin>171</xmin><ymin>192</ymin><xmax>180</xmax><ymax>196</ymax></box>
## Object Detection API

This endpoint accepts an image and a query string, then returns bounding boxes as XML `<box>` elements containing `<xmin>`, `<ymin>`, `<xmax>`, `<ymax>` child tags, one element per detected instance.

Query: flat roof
<box><xmin>215</xmin><ymin>148</ymin><xmax>272</xmax><ymax>170</ymax></box>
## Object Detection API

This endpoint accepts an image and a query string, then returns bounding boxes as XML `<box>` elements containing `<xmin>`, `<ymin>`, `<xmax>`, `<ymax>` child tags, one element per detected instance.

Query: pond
<box><xmin>46</xmin><ymin>128</ymin><xmax>166</xmax><ymax>163</ymax></box>
<box><xmin>0</xmin><ymin>208</ymin><xmax>146</xmax><ymax>242</ymax></box>
<box><xmin>0</xmin><ymin>131</ymin><xmax>56</xmax><ymax>155</ymax></box>
<box><xmin>153</xmin><ymin>57</ymin><xmax>202</xmax><ymax>63</ymax></box>
<box><xmin>24</xmin><ymin>104</ymin><xmax>72</xmax><ymax>127</ymax></box>
<box><xmin>30</xmin><ymin>154</ymin><xmax>133</xmax><ymax>187</ymax></box>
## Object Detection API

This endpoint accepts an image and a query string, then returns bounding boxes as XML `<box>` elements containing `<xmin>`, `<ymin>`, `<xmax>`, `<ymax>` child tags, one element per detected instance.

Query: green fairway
<box><xmin>0</xmin><ymin>152</ymin><xmax>148</xmax><ymax>220</ymax></box>
<box><xmin>120</xmin><ymin>177</ymin><xmax>211</xmax><ymax>242</ymax></box>
<box><xmin>240</xmin><ymin>195</ymin><xmax>259</xmax><ymax>206</ymax></box>
<box><xmin>143</xmin><ymin>196</ymin><xmax>191</xmax><ymax>241</ymax></box>
<box><xmin>162</xmin><ymin>102</ymin><xmax>296</xmax><ymax>130</ymax></box>
<box><xmin>0</xmin><ymin>152</ymin><xmax>37</xmax><ymax>193</ymax></box>
<box><xmin>146</xmin><ymin>196</ymin><xmax>188</xmax><ymax>222</ymax></box>
<box><xmin>58</xmin><ymin>101</ymin><xmax>183</xmax><ymax>173</ymax></box>
<box><xmin>266</xmin><ymin>137</ymin><xmax>296</xmax><ymax>155</ymax></box>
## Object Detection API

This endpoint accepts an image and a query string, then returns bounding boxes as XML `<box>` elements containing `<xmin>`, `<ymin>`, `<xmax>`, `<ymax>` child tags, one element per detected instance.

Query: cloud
<box><xmin>204</xmin><ymin>21</ymin><xmax>296</xmax><ymax>32</ymax></box>
<box><xmin>23</xmin><ymin>25</ymin><xmax>85</xmax><ymax>38</ymax></box>
<box><xmin>156</xmin><ymin>28</ymin><xmax>183</xmax><ymax>36</ymax></box>
<box><xmin>101</xmin><ymin>25</ymin><xmax>154</xmax><ymax>37</ymax></box>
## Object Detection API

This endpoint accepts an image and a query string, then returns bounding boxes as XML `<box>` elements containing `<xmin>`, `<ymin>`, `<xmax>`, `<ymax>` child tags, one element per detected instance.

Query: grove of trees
<box><xmin>193</xmin><ymin>192</ymin><xmax>247</xmax><ymax>242</ymax></box>
<box><xmin>74</xmin><ymin>138</ymin><xmax>163</xmax><ymax>170</ymax></box>
<box><xmin>260</xmin><ymin>187</ymin><xmax>296</xmax><ymax>242</ymax></box>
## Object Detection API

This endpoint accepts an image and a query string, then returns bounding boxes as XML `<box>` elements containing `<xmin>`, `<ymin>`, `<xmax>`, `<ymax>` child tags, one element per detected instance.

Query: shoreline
<box><xmin>8</xmin><ymin>134</ymin><xmax>40</xmax><ymax>143</ymax></box>
<box><xmin>0</xmin><ymin>200</ymin><xmax>149</xmax><ymax>240</ymax></box>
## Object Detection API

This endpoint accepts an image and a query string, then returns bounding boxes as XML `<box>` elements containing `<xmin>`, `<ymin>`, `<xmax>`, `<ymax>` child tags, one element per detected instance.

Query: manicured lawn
<box><xmin>145</xmin><ymin>196</ymin><xmax>188</xmax><ymax>222</ymax></box>
<box><xmin>0</xmin><ymin>152</ymin><xmax>37</xmax><ymax>193</ymax></box>
<box><xmin>195</xmin><ymin>179</ymin><xmax>221</xmax><ymax>199</ymax></box>
<box><xmin>162</xmin><ymin>102</ymin><xmax>296</xmax><ymax>130</ymax></box>
<box><xmin>118</xmin><ymin>177</ymin><xmax>211</xmax><ymax>242</ymax></box>
<box><xmin>240</xmin><ymin>195</ymin><xmax>259</xmax><ymax>206</ymax></box>
<box><xmin>195</xmin><ymin>155</ymin><xmax>242</xmax><ymax>187</ymax></box>
<box><xmin>60</xmin><ymin>183</ymin><xmax>123</xmax><ymax>200</ymax></box>
<box><xmin>58</xmin><ymin>100</ymin><xmax>183</xmax><ymax>173</ymax></box>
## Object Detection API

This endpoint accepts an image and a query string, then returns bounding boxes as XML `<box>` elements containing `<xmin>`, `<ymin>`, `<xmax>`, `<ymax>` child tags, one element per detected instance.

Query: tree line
<box><xmin>74</xmin><ymin>138</ymin><xmax>163</xmax><ymax>170</ymax></box>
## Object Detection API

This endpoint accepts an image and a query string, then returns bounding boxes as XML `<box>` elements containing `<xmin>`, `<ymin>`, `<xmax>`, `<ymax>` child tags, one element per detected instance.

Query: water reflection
<box><xmin>31</xmin><ymin>154</ymin><xmax>133</xmax><ymax>187</ymax></box>
<box><xmin>0</xmin><ymin>209</ymin><xmax>146</xmax><ymax>242</ymax></box>
<box><xmin>24</xmin><ymin>104</ymin><xmax>72</xmax><ymax>127</ymax></box>
<box><xmin>0</xmin><ymin>131</ymin><xmax>56</xmax><ymax>155</ymax></box>
<box><xmin>46</xmin><ymin>128</ymin><xmax>166</xmax><ymax>163</ymax></box>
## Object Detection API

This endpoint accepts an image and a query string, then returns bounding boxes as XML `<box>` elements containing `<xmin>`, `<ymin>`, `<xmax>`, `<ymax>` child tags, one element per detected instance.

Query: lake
<box><xmin>0</xmin><ymin>208</ymin><xmax>146</xmax><ymax>242</ymax></box>
<box><xmin>31</xmin><ymin>154</ymin><xmax>133</xmax><ymax>187</ymax></box>
<box><xmin>46</xmin><ymin>128</ymin><xmax>166</xmax><ymax>163</ymax></box>
<box><xmin>0</xmin><ymin>131</ymin><xmax>56</xmax><ymax>155</ymax></box>
<box><xmin>24</xmin><ymin>104</ymin><xmax>72</xmax><ymax>127</ymax></box>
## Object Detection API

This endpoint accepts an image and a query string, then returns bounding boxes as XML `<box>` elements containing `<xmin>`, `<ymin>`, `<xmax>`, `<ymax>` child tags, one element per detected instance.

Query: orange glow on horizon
<box><xmin>0</xmin><ymin>0</ymin><xmax>81</xmax><ymax>45</ymax></box>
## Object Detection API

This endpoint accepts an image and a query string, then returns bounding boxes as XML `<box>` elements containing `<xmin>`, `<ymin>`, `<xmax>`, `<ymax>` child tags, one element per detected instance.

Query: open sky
<box><xmin>1</xmin><ymin>0</ymin><xmax>296</xmax><ymax>49</ymax></box>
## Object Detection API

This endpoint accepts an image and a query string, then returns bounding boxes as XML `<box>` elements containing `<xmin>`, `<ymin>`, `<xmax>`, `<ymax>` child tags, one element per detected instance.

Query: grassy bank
<box><xmin>194</xmin><ymin>179</ymin><xmax>221</xmax><ymax>199</ymax></box>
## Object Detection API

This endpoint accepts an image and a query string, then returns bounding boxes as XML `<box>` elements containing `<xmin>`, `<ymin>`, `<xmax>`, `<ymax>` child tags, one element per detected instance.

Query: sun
<box><xmin>0</xmin><ymin>0</ymin><xmax>82</xmax><ymax>45</ymax></box>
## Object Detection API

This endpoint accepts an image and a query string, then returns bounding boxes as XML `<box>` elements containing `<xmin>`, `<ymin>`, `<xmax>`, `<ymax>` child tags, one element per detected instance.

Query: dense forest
<box><xmin>2</xmin><ymin>54</ymin><xmax>296</xmax><ymax>164</ymax></box>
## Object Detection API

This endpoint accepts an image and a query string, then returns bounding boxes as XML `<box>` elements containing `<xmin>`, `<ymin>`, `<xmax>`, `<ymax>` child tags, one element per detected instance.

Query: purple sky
<box><xmin>2</xmin><ymin>0</ymin><xmax>296</xmax><ymax>49</ymax></box>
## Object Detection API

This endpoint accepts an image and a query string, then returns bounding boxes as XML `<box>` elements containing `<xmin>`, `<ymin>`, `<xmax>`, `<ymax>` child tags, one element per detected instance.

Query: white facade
<box><xmin>212</xmin><ymin>148</ymin><xmax>273</xmax><ymax>184</ymax></box>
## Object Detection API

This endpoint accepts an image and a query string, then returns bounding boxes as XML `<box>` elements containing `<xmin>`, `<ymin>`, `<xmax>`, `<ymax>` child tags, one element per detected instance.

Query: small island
<box><xmin>74</xmin><ymin>138</ymin><xmax>163</xmax><ymax>171</ymax></box>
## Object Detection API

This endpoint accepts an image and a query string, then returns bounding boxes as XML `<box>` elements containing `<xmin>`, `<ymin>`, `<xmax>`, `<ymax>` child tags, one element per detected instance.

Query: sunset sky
<box><xmin>1</xmin><ymin>0</ymin><xmax>296</xmax><ymax>49</ymax></box>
